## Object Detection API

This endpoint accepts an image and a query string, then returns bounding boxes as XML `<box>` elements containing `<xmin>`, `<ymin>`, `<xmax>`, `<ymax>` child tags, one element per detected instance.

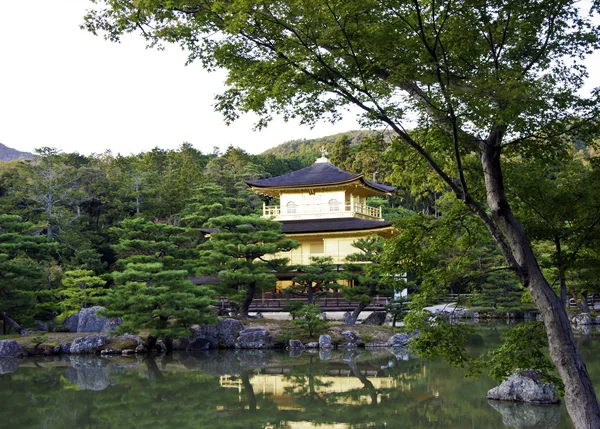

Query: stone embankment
<box><xmin>1</xmin><ymin>318</ymin><xmax>418</xmax><ymax>358</ymax></box>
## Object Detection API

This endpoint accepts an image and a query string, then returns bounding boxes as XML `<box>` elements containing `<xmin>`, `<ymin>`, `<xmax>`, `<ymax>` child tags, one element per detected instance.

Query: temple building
<box><xmin>246</xmin><ymin>152</ymin><xmax>396</xmax><ymax>270</ymax></box>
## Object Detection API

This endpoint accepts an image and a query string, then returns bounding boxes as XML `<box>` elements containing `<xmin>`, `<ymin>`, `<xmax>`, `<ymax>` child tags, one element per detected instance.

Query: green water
<box><xmin>1</xmin><ymin>327</ymin><xmax>600</xmax><ymax>428</ymax></box>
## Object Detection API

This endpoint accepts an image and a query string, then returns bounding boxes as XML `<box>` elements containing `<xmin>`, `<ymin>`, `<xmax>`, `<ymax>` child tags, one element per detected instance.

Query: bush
<box><xmin>283</xmin><ymin>300</ymin><xmax>305</xmax><ymax>320</ymax></box>
<box><xmin>292</xmin><ymin>304</ymin><xmax>329</xmax><ymax>337</ymax></box>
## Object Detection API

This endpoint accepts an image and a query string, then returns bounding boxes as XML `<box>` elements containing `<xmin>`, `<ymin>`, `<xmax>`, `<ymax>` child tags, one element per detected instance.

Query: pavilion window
<box><xmin>286</xmin><ymin>201</ymin><xmax>297</xmax><ymax>214</ymax></box>
<box><xmin>329</xmin><ymin>199</ymin><xmax>339</xmax><ymax>212</ymax></box>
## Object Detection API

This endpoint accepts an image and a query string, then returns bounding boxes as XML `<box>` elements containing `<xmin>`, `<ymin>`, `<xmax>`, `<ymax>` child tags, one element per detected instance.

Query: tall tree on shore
<box><xmin>84</xmin><ymin>1</ymin><xmax>600</xmax><ymax>425</ymax></box>
<box><xmin>102</xmin><ymin>217</ymin><xmax>216</xmax><ymax>339</ymax></box>
<box><xmin>198</xmin><ymin>215</ymin><xmax>298</xmax><ymax>317</ymax></box>
<box><xmin>0</xmin><ymin>214</ymin><xmax>54</xmax><ymax>333</ymax></box>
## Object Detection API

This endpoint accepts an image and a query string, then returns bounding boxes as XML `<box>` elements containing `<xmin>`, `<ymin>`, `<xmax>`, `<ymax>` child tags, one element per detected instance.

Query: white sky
<box><xmin>0</xmin><ymin>1</ymin><xmax>598</xmax><ymax>157</ymax></box>
<box><xmin>0</xmin><ymin>1</ymin><xmax>361</xmax><ymax>157</ymax></box>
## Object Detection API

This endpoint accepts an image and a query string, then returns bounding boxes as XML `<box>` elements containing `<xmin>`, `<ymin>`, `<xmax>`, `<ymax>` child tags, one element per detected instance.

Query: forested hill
<box><xmin>0</xmin><ymin>143</ymin><xmax>34</xmax><ymax>161</ymax></box>
<box><xmin>263</xmin><ymin>130</ymin><xmax>379</xmax><ymax>164</ymax></box>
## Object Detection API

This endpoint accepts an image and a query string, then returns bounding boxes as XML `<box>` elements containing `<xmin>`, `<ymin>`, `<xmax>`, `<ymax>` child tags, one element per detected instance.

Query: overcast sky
<box><xmin>0</xmin><ymin>1</ymin><xmax>361</xmax><ymax>157</ymax></box>
<box><xmin>0</xmin><ymin>1</ymin><xmax>598</xmax><ymax>157</ymax></box>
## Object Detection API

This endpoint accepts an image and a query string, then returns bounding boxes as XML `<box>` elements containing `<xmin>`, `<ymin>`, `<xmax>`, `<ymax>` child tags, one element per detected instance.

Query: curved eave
<box><xmin>246</xmin><ymin>176</ymin><xmax>395</xmax><ymax>197</ymax></box>
<box><xmin>285</xmin><ymin>225</ymin><xmax>397</xmax><ymax>238</ymax></box>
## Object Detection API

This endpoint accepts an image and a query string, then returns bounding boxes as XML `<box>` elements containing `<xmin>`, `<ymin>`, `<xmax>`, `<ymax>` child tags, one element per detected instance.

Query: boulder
<box><xmin>387</xmin><ymin>331</ymin><xmax>418</xmax><ymax>348</ymax></box>
<box><xmin>595</xmin><ymin>316</ymin><xmax>600</xmax><ymax>325</ymax></box>
<box><xmin>288</xmin><ymin>340</ymin><xmax>305</xmax><ymax>350</ymax></box>
<box><xmin>362</xmin><ymin>311</ymin><xmax>387</xmax><ymax>326</ymax></box>
<box><xmin>155</xmin><ymin>340</ymin><xmax>167</xmax><ymax>353</ymax></box>
<box><xmin>486</xmin><ymin>371</ymin><xmax>561</xmax><ymax>404</ymax></box>
<box><xmin>319</xmin><ymin>334</ymin><xmax>332</xmax><ymax>349</ymax></box>
<box><xmin>188</xmin><ymin>318</ymin><xmax>245</xmax><ymax>351</ymax></box>
<box><xmin>487</xmin><ymin>400</ymin><xmax>560</xmax><ymax>428</ymax></box>
<box><xmin>343</xmin><ymin>311</ymin><xmax>355</xmax><ymax>325</ymax></box>
<box><xmin>572</xmin><ymin>313</ymin><xmax>592</xmax><ymax>326</ymax></box>
<box><xmin>0</xmin><ymin>339</ymin><xmax>24</xmax><ymax>358</ymax></box>
<box><xmin>365</xmin><ymin>342</ymin><xmax>388</xmax><ymax>348</ymax></box>
<box><xmin>63</xmin><ymin>313</ymin><xmax>79</xmax><ymax>332</ymax></box>
<box><xmin>77</xmin><ymin>306</ymin><xmax>122</xmax><ymax>333</ymax></box>
<box><xmin>341</xmin><ymin>330</ymin><xmax>361</xmax><ymax>349</ymax></box>
<box><xmin>235</xmin><ymin>328</ymin><xmax>273</xmax><ymax>349</ymax></box>
<box><xmin>69</xmin><ymin>335</ymin><xmax>110</xmax><ymax>354</ymax></box>
<box><xmin>306</xmin><ymin>342</ymin><xmax>319</xmax><ymax>349</ymax></box>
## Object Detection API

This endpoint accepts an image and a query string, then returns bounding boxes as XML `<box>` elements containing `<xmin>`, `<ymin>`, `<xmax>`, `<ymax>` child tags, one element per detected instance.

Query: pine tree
<box><xmin>102</xmin><ymin>217</ymin><xmax>216</xmax><ymax>339</ymax></box>
<box><xmin>0</xmin><ymin>214</ymin><xmax>54</xmax><ymax>333</ymax></box>
<box><xmin>199</xmin><ymin>215</ymin><xmax>298</xmax><ymax>317</ymax></box>
<box><xmin>291</xmin><ymin>257</ymin><xmax>343</xmax><ymax>305</ymax></box>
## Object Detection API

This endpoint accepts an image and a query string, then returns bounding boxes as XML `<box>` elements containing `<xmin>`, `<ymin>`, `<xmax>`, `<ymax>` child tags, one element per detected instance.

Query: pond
<box><xmin>1</xmin><ymin>326</ymin><xmax>600</xmax><ymax>429</ymax></box>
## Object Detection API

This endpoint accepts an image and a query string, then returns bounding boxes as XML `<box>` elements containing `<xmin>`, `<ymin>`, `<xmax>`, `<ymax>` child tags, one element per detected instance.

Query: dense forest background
<box><xmin>1</xmin><ymin>131</ymin><xmax>599</xmax><ymax>334</ymax></box>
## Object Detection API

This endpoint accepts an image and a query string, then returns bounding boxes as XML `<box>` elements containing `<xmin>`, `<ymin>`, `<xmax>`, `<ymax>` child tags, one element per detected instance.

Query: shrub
<box><xmin>292</xmin><ymin>304</ymin><xmax>329</xmax><ymax>337</ymax></box>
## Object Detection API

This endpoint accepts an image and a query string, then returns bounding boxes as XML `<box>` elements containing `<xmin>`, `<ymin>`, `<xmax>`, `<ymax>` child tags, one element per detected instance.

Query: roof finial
<box><xmin>315</xmin><ymin>146</ymin><xmax>329</xmax><ymax>163</ymax></box>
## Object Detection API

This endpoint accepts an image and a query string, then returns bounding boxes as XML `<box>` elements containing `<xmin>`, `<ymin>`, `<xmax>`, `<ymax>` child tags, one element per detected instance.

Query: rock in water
<box><xmin>0</xmin><ymin>340</ymin><xmax>24</xmax><ymax>358</ymax></box>
<box><xmin>77</xmin><ymin>306</ymin><xmax>122</xmax><ymax>333</ymax></box>
<box><xmin>288</xmin><ymin>340</ymin><xmax>305</xmax><ymax>350</ymax></box>
<box><xmin>387</xmin><ymin>331</ymin><xmax>418</xmax><ymax>347</ymax></box>
<box><xmin>188</xmin><ymin>318</ymin><xmax>245</xmax><ymax>351</ymax></box>
<box><xmin>362</xmin><ymin>311</ymin><xmax>387</xmax><ymax>326</ymax></box>
<box><xmin>235</xmin><ymin>328</ymin><xmax>273</xmax><ymax>349</ymax></box>
<box><xmin>487</xmin><ymin>400</ymin><xmax>561</xmax><ymax>428</ymax></box>
<box><xmin>319</xmin><ymin>334</ymin><xmax>332</xmax><ymax>349</ymax></box>
<box><xmin>341</xmin><ymin>330</ymin><xmax>361</xmax><ymax>349</ymax></box>
<box><xmin>572</xmin><ymin>313</ymin><xmax>592</xmax><ymax>326</ymax></box>
<box><xmin>486</xmin><ymin>371</ymin><xmax>561</xmax><ymax>404</ymax></box>
<box><xmin>69</xmin><ymin>335</ymin><xmax>110</xmax><ymax>354</ymax></box>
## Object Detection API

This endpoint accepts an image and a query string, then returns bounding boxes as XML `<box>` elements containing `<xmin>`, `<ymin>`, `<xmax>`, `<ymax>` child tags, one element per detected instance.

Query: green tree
<box><xmin>102</xmin><ymin>217</ymin><xmax>216</xmax><ymax>339</ymax></box>
<box><xmin>329</xmin><ymin>134</ymin><xmax>354</xmax><ymax>171</ymax></box>
<box><xmin>56</xmin><ymin>269</ymin><xmax>107</xmax><ymax>318</ymax></box>
<box><xmin>291</xmin><ymin>256</ymin><xmax>343</xmax><ymax>305</ymax></box>
<box><xmin>291</xmin><ymin>304</ymin><xmax>329</xmax><ymax>337</ymax></box>
<box><xmin>342</xmin><ymin>236</ymin><xmax>397</xmax><ymax>325</ymax></box>
<box><xmin>84</xmin><ymin>1</ymin><xmax>600</xmax><ymax>425</ymax></box>
<box><xmin>0</xmin><ymin>214</ymin><xmax>54</xmax><ymax>333</ymax></box>
<box><xmin>199</xmin><ymin>215</ymin><xmax>298</xmax><ymax>317</ymax></box>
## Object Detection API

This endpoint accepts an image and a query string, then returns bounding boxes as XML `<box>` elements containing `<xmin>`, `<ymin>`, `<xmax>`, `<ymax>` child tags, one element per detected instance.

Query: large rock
<box><xmin>77</xmin><ymin>306</ymin><xmax>122</xmax><ymax>333</ymax></box>
<box><xmin>188</xmin><ymin>318</ymin><xmax>245</xmax><ymax>351</ymax></box>
<box><xmin>288</xmin><ymin>340</ymin><xmax>305</xmax><ymax>351</ymax></box>
<box><xmin>487</xmin><ymin>400</ymin><xmax>561</xmax><ymax>428</ymax></box>
<box><xmin>319</xmin><ymin>334</ymin><xmax>332</xmax><ymax>349</ymax></box>
<box><xmin>0</xmin><ymin>339</ymin><xmax>24</xmax><ymax>358</ymax></box>
<box><xmin>486</xmin><ymin>371</ymin><xmax>561</xmax><ymax>404</ymax></box>
<box><xmin>572</xmin><ymin>313</ymin><xmax>592</xmax><ymax>326</ymax></box>
<box><xmin>235</xmin><ymin>328</ymin><xmax>273</xmax><ymax>349</ymax></box>
<box><xmin>63</xmin><ymin>313</ymin><xmax>79</xmax><ymax>332</ymax></box>
<box><xmin>69</xmin><ymin>335</ymin><xmax>110</xmax><ymax>354</ymax></box>
<box><xmin>362</xmin><ymin>311</ymin><xmax>387</xmax><ymax>326</ymax></box>
<box><xmin>341</xmin><ymin>330</ymin><xmax>361</xmax><ymax>349</ymax></box>
<box><xmin>387</xmin><ymin>331</ymin><xmax>418</xmax><ymax>347</ymax></box>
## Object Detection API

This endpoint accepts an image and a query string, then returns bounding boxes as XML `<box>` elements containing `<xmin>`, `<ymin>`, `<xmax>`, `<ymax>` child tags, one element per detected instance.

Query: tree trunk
<box><xmin>480</xmin><ymin>143</ymin><xmax>600</xmax><ymax>429</ymax></box>
<box><xmin>307</xmin><ymin>284</ymin><xmax>313</xmax><ymax>305</ymax></box>
<box><xmin>0</xmin><ymin>312</ymin><xmax>20</xmax><ymax>335</ymax></box>
<box><xmin>348</xmin><ymin>283</ymin><xmax>377</xmax><ymax>325</ymax></box>
<box><xmin>239</xmin><ymin>283</ymin><xmax>256</xmax><ymax>318</ymax></box>
<box><xmin>555</xmin><ymin>238</ymin><xmax>568</xmax><ymax>308</ymax></box>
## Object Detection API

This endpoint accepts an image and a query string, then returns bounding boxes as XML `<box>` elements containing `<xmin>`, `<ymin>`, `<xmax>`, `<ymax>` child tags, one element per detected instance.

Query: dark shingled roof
<box><xmin>246</xmin><ymin>161</ymin><xmax>395</xmax><ymax>193</ymax></box>
<box><xmin>281</xmin><ymin>218</ymin><xmax>393</xmax><ymax>234</ymax></box>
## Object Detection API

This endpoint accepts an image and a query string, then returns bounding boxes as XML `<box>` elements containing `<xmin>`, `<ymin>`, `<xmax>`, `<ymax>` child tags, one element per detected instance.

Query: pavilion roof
<box><xmin>281</xmin><ymin>217</ymin><xmax>393</xmax><ymax>234</ymax></box>
<box><xmin>246</xmin><ymin>161</ymin><xmax>395</xmax><ymax>194</ymax></box>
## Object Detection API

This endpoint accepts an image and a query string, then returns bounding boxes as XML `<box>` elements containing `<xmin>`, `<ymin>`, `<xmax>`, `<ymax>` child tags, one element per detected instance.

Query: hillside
<box><xmin>0</xmin><ymin>143</ymin><xmax>34</xmax><ymax>161</ymax></box>
<box><xmin>262</xmin><ymin>130</ymin><xmax>381</xmax><ymax>164</ymax></box>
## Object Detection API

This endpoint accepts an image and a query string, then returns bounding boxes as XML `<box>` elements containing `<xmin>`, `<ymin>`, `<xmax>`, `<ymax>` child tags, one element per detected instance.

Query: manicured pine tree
<box><xmin>342</xmin><ymin>236</ymin><xmax>397</xmax><ymax>325</ymax></box>
<box><xmin>291</xmin><ymin>256</ymin><xmax>343</xmax><ymax>305</ymax></box>
<box><xmin>56</xmin><ymin>269</ymin><xmax>107</xmax><ymax>318</ymax></box>
<box><xmin>102</xmin><ymin>217</ymin><xmax>217</xmax><ymax>339</ymax></box>
<box><xmin>199</xmin><ymin>215</ymin><xmax>298</xmax><ymax>318</ymax></box>
<box><xmin>0</xmin><ymin>214</ymin><xmax>55</xmax><ymax>333</ymax></box>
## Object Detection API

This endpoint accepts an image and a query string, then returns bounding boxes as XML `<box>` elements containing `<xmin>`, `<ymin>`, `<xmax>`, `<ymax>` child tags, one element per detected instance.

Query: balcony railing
<box><xmin>263</xmin><ymin>202</ymin><xmax>382</xmax><ymax>220</ymax></box>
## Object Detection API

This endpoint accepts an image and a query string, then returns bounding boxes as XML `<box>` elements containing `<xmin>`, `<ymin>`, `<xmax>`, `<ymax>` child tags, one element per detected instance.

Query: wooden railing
<box><xmin>263</xmin><ymin>202</ymin><xmax>382</xmax><ymax>219</ymax></box>
<box><xmin>217</xmin><ymin>295</ymin><xmax>390</xmax><ymax>312</ymax></box>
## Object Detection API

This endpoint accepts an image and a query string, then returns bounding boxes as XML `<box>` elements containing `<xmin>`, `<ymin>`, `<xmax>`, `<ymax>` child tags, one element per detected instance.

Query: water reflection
<box><xmin>0</xmin><ymin>334</ymin><xmax>582</xmax><ymax>428</ymax></box>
